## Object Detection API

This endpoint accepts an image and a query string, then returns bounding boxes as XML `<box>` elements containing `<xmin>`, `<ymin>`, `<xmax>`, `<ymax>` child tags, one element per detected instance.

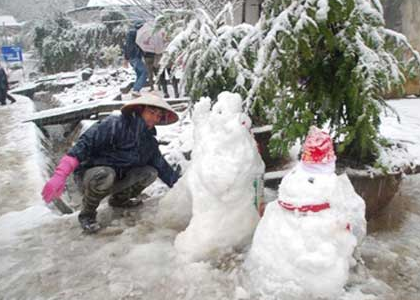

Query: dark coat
<box><xmin>124</xmin><ymin>25</ymin><xmax>143</xmax><ymax>61</ymax></box>
<box><xmin>68</xmin><ymin>114</ymin><xmax>179</xmax><ymax>187</ymax></box>
<box><xmin>0</xmin><ymin>66</ymin><xmax>8</xmax><ymax>94</ymax></box>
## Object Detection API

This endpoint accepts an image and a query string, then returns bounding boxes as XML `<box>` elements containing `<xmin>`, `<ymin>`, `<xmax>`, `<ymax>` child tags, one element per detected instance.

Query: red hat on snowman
<box><xmin>300</xmin><ymin>126</ymin><xmax>336</xmax><ymax>173</ymax></box>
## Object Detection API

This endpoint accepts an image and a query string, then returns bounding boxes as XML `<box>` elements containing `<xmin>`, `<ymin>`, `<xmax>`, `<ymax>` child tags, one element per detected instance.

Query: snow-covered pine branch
<box><xmin>157</xmin><ymin>2</ymin><xmax>255</xmax><ymax>102</ymax></box>
<box><xmin>245</xmin><ymin>0</ymin><xmax>420</xmax><ymax>166</ymax></box>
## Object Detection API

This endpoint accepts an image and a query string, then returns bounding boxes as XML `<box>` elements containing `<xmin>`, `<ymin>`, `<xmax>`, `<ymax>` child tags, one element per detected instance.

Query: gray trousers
<box><xmin>144</xmin><ymin>54</ymin><xmax>162</xmax><ymax>89</ymax></box>
<box><xmin>79</xmin><ymin>166</ymin><xmax>158</xmax><ymax>218</ymax></box>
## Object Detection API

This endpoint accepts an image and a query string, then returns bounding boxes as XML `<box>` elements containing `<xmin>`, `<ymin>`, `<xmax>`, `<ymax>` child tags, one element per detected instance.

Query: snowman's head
<box><xmin>212</xmin><ymin>92</ymin><xmax>242</xmax><ymax>116</ymax></box>
<box><xmin>279</xmin><ymin>163</ymin><xmax>337</xmax><ymax>206</ymax></box>
<box><xmin>278</xmin><ymin>127</ymin><xmax>338</xmax><ymax>205</ymax></box>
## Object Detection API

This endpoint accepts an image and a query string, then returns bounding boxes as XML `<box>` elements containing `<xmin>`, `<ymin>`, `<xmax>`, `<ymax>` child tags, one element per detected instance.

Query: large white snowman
<box><xmin>245</xmin><ymin>126</ymin><xmax>366</xmax><ymax>299</ymax></box>
<box><xmin>158</xmin><ymin>92</ymin><xmax>265</xmax><ymax>262</ymax></box>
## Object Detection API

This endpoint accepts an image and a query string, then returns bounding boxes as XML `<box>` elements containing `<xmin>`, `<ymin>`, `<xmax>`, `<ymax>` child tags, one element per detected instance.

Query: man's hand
<box><xmin>123</xmin><ymin>59</ymin><xmax>129</xmax><ymax>69</ymax></box>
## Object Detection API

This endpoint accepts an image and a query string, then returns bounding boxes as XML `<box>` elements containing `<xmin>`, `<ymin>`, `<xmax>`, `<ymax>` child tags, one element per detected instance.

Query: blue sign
<box><xmin>1</xmin><ymin>46</ymin><xmax>23</xmax><ymax>62</ymax></box>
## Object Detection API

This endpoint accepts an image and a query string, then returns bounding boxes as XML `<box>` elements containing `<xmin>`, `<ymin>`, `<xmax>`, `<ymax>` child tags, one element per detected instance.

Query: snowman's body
<box><xmin>159</xmin><ymin>92</ymin><xmax>265</xmax><ymax>262</ymax></box>
<box><xmin>246</xmin><ymin>163</ymin><xmax>366</xmax><ymax>299</ymax></box>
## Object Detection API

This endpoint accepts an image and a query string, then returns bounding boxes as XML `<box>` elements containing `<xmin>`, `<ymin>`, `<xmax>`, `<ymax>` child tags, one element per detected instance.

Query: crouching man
<box><xmin>41</xmin><ymin>94</ymin><xmax>179</xmax><ymax>233</ymax></box>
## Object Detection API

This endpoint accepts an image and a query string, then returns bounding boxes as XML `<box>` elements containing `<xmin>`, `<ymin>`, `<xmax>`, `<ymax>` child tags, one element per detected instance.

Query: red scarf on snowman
<box><xmin>278</xmin><ymin>126</ymin><xmax>335</xmax><ymax>214</ymax></box>
<box><xmin>277</xmin><ymin>127</ymin><xmax>351</xmax><ymax>230</ymax></box>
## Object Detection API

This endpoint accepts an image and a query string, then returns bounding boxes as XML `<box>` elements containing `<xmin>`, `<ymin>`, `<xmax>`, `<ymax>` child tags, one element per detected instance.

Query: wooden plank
<box><xmin>24</xmin><ymin>97</ymin><xmax>192</xmax><ymax>127</ymax></box>
<box><xmin>24</xmin><ymin>101</ymin><xmax>125</xmax><ymax>126</ymax></box>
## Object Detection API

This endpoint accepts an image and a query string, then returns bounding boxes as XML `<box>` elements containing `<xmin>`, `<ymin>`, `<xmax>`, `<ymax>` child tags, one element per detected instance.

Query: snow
<box><xmin>2</xmin><ymin>63</ymin><xmax>420</xmax><ymax>299</ymax></box>
<box><xmin>0</xmin><ymin>15</ymin><xmax>21</xmax><ymax>26</ymax></box>
<box><xmin>0</xmin><ymin>205</ymin><xmax>57</xmax><ymax>243</ymax></box>
<box><xmin>379</xmin><ymin>99</ymin><xmax>420</xmax><ymax>168</ymax></box>
<box><xmin>245</xmin><ymin>153</ymin><xmax>366</xmax><ymax>299</ymax></box>
<box><xmin>9</xmin><ymin>82</ymin><xmax>38</xmax><ymax>94</ymax></box>
<box><xmin>25</xmin><ymin>99</ymin><xmax>125</xmax><ymax>121</ymax></box>
<box><xmin>158</xmin><ymin>92</ymin><xmax>265</xmax><ymax>262</ymax></box>
<box><xmin>87</xmin><ymin>0</ymin><xmax>132</xmax><ymax>7</ymax></box>
<box><xmin>250</xmin><ymin>124</ymin><xmax>272</xmax><ymax>134</ymax></box>
<box><xmin>0</xmin><ymin>95</ymin><xmax>48</xmax><ymax>215</ymax></box>
<box><xmin>316</xmin><ymin>0</ymin><xmax>330</xmax><ymax>21</ymax></box>
<box><xmin>50</xmin><ymin>68</ymin><xmax>131</xmax><ymax>106</ymax></box>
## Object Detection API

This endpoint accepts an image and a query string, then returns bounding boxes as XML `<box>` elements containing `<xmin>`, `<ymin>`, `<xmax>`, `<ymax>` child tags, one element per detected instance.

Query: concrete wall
<box><xmin>234</xmin><ymin>0</ymin><xmax>262</xmax><ymax>25</ymax></box>
<box><xmin>382</xmin><ymin>0</ymin><xmax>420</xmax><ymax>96</ymax></box>
<box><xmin>383</xmin><ymin>0</ymin><xmax>420</xmax><ymax>51</ymax></box>
<box><xmin>400</xmin><ymin>0</ymin><xmax>420</xmax><ymax>51</ymax></box>
<box><xmin>235</xmin><ymin>0</ymin><xmax>420</xmax><ymax>52</ymax></box>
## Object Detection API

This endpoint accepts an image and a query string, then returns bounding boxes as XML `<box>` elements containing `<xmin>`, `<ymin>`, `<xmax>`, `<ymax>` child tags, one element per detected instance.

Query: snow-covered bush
<box><xmin>98</xmin><ymin>45</ymin><xmax>122</xmax><ymax>67</ymax></box>
<box><xmin>246</xmin><ymin>0</ymin><xmax>420</xmax><ymax>166</ymax></box>
<box><xmin>157</xmin><ymin>2</ymin><xmax>256</xmax><ymax>101</ymax></box>
<box><xmin>33</xmin><ymin>13</ymin><xmax>127</xmax><ymax>73</ymax></box>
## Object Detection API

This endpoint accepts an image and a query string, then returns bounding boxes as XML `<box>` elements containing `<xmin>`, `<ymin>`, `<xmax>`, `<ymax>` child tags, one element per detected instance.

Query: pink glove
<box><xmin>41</xmin><ymin>155</ymin><xmax>79</xmax><ymax>204</ymax></box>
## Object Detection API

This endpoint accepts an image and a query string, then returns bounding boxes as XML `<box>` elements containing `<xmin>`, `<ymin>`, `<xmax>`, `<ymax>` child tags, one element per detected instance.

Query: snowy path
<box><xmin>0</xmin><ymin>95</ymin><xmax>240</xmax><ymax>300</ymax></box>
<box><xmin>1</xmin><ymin>97</ymin><xmax>420</xmax><ymax>299</ymax></box>
<box><xmin>0</xmin><ymin>96</ymin><xmax>46</xmax><ymax>215</ymax></box>
<box><xmin>0</xmin><ymin>199</ymin><xmax>239</xmax><ymax>300</ymax></box>
<box><xmin>361</xmin><ymin>174</ymin><xmax>420</xmax><ymax>300</ymax></box>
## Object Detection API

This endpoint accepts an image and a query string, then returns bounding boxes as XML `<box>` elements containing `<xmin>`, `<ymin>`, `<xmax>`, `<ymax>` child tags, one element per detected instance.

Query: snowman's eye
<box><xmin>308</xmin><ymin>177</ymin><xmax>315</xmax><ymax>184</ymax></box>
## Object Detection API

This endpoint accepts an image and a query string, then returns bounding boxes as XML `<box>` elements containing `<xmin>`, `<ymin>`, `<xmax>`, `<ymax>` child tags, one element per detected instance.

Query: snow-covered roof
<box><xmin>87</xmin><ymin>0</ymin><xmax>136</xmax><ymax>7</ymax></box>
<box><xmin>0</xmin><ymin>15</ymin><xmax>21</xmax><ymax>27</ymax></box>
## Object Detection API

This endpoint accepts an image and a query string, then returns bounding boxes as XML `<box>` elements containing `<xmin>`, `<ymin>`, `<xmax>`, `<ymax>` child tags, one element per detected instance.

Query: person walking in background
<box><xmin>144</xmin><ymin>51</ymin><xmax>157</xmax><ymax>91</ymax></box>
<box><xmin>0</xmin><ymin>64</ymin><xmax>16</xmax><ymax>105</ymax></box>
<box><xmin>123</xmin><ymin>20</ymin><xmax>148</xmax><ymax>98</ymax></box>
<box><xmin>145</xmin><ymin>53</ymin><xmax>180</xmax><ymax>99</ymax></box>
<box><xmin>159</xmin><ymin>66</ymin><xmax>180</xmax><ymax>99</ymax></box>
<box><xmin>136</xmin><ymin>20</ymin><xmax>172</xmax><ymax>96</ymax></box>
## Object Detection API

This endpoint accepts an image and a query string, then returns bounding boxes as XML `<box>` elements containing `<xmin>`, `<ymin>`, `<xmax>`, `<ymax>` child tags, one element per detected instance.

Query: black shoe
<box><xmin>109</xmin><ymin>197</ymin><xmax>144</xmax><ymax>208</ymax></box>
<box><xmin>78</xmin><ymin>214</ymin><xmax>101</xmax><ymax>233</ymax></box>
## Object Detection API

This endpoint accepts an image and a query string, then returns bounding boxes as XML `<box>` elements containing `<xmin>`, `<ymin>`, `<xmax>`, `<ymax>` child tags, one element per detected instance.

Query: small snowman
<box><xmin>245</xmin><ymin>126</ymin><xmax>366</xmax><ymax>299</ymax></box>
<box><xmin>159</xmin><ymin>92</ymin><xmax>265</xmax><ymax>262</ymax></box>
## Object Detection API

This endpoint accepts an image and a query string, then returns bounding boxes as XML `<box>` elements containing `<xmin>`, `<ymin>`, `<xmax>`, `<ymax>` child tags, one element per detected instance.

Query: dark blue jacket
<box><xmin>68</xmin><ymin>114</ymin><xmax>179</xmax><ymax>187</ymax></box>
<box><xmin>124</xmin><ymin>26</ymin><xmax>143</xmax><ymax>61</ymax></box>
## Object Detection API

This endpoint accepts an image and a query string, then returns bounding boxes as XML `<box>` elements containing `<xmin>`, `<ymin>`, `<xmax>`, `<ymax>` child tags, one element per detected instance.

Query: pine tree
<box><xmin>247</xmin><ymin>0</ymin><xmax>420</xmax><ymax>166</ymax></box>
<box><xmin>156</xmin><ymin>1</ymin><xmax>256</xmax><ymax>101</ymax></box>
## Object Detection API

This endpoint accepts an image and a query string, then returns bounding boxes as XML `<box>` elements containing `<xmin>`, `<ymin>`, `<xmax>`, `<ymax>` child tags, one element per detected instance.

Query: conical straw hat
<box><xmin>121</xmin><ymin>94</ymin><xmax>179</xmax><ymax>125</ymax></box>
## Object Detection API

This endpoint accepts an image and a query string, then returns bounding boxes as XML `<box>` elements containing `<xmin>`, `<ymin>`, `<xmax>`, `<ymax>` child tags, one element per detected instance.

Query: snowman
<box><xmin>158</xmin><ymin>92</ymin><xmax>265</xmax><ymax>262</ymax></box>
<box><xmin>245</xmin><ymin>126</ymin><xmax>366</xmax><ymax>299</ymax></box>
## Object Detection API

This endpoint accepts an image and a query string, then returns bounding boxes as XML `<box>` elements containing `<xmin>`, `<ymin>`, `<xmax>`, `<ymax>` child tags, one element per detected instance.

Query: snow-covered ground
<box><xmin>1</xmin><ymin>90</ymin><xmax>420</xmax><ymax>299</ymax></box>
<box><xmin>379</xmin><ymin>99</ymin><xmax>420</xmax><ymax>169</ymax></box>
<box><xmin>0</xmin><ymin>96</ymin><xmax>48</xmax><ymax>215</ymax></box>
